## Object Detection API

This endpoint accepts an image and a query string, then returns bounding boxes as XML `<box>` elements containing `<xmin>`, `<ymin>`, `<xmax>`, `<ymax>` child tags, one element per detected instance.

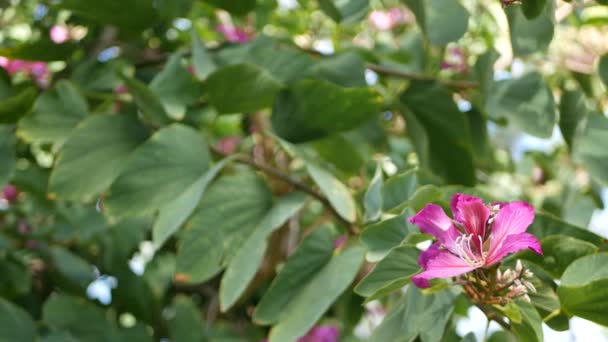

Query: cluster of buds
<box><xmin>496</xmin><ymin>260</ymin><xmax>536</xmax><ymax>303</ymax></box>
<box><xmin>458</xmin><ymin>260</ymin><xmax>536</xmax><ymax>306</ymax></box>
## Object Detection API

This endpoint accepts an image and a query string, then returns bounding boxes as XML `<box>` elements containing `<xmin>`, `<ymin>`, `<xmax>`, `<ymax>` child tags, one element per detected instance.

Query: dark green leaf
<box><xmin>527</xmin><ymin>212</ymin><xmax>605</xmax><ymax>246</ymax></box>
<box><xmin>400</xmin><ymin>81</ymin><xmax>476</xmax><ymax>185</ymax></box>
<box><xmin>150</xmin><ymin>53</ymin><xmax>201</xmax><ymax>120</ymax></box>
<box><xmin>319</xmin><ymin>0</ymin><xmax>369</xmax><ymax>23</ymax></box>
<box><xmin>206</xmin><ymin>63</ymin><xmax>283</xmax><ymax>113</ymax></box>
<box><xmin>220</xmin><ymin>192</ymin><xmax>307</xmax><ymax>311</ymax></box>
<box><xmin>0</xmin><ymin>298</ymin><xmax>36</xmax><ymax>342</ymax></box>
<box><xmin>487</xmin><ymin>72</ymin><xmax>557</xmax><ymax>138</ymax></box>
<box><xmin>49</xmin><ymin>115</ymin><xmax>149</xmax><ymax>202</ymax></box>
<box><xmin>511</xmin><ymin>301</ymin><xmax>544</xmax><ymax>342</ymax></box>
<box><xmin>206</xmin><ymin>0</ymin><xmax>256</xmax><ymax>15</ymax></box>
<box><xmin>311</xmin><ymin>52</ymin><xmax>367</xmax><ymax>87</ymax></box>
<box><xmin>18</xmin><ymin>80</ymin><xmax>88</xmax><ymax>145</ymax></box>
<box><xmin>355</xmin><ymin>244</ymin><xmax>420</xmax><ymax>299</ymax></box>
<box><xmin>559</xmin><ymin>89</ymin><xmax>587</xmax><ymax>149</ymax></box>
<box><xmin>522</xmin><ymin>0</ymin><xmax>547</xmax><ymax>19</ymax></box>
<box><xmin>573</xmin><ymin>114</ymin><xmax>608</xmax><ymax>186</ymax></box>
<box><xmin>119</xmin><ymin>74</ymin><xmax>170</xmax><ymax>125</ymax></box>
<box><xmin>272</xmin><ymin>79</ymin><xmax>382</xmax><ymax>142</ymax></box>
<box><xmin>167</xmin><ymin>296</ymin><xmax>205</xmax><ymax>342</ymax></box>
<box><xmin>191</xmin><ymin>30</ymin><xmax>217</xmax><ymax>80</ymax></box>
<box><xmin>254</xmin><ymin>227</ymin><xmax>336</xmax><ymax>324</ymax></box>
<box><xmin>558</xmin><ymin>253</ymin><xmax>608</xmax><ymax>326</ymax></box>
<box><xmin>268</xmin><ymin>244</ymin><xmax>364</xmax><ymax>342</ymax></box>
<box><xmin>507</xmin><ymin>5</ymin><xmax>554</xmax><ymax>56</ymax></box>
<box><xmin>104</xmin><ymin>124</ymin><xmax>210</xmax><ymax>219</ymax></box>
<box><xmin>364</xmin><ymin>164</ymin><xmax>383</xmax><ymax>223</ymax></box>
<box><xmin>0</xmin><ymin>87</ymin><xmax>36</xmax><ymax>124</ymax></box>
<box><xmin>176</xmin><ymin>172</ymin><xmax>272</xmax><ymax>283</ymax></box>
<box><xmin>50</xmin><ymin>247</ymin><xmax>96</xmax><ymax>289</ymax></box>
<box><xmin>599</xmin><ymin>54</ymin><xmax>608</xmax><ymax>87</ymax></box>
<box><xmin>361</xmin><ymin>211</ymin><xmax>416</xmax><ymax>261</ymax></box>
<box><xmin>0</xmin><ymin>126</ymin><xmax>15</xmax><ymax>187</ymax></box>
<box><xmin>59</xmin><ymin>0</ymin><xmax>159</xmax><ymax>32</ymax></box>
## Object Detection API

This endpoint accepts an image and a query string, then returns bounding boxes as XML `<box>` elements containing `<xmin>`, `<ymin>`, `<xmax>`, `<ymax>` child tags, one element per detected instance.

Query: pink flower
<box><xmin>216</xmin><ymin>25</ymin><xmax>252</xmax><ymax>44</ymax></box>
<box><xmin>440</xmin><ymin>47</ymin><xmax>468</xmax><ymax>74</ymax></box>
<box><xmin>298</xmin><ymin>325</ymin><xmax>339</xmax><ymax>342</ymax></box>
<box><xmin>408</xmin><ymin>194</ymin><xmax>542</xmax><ymax>288</ymax></box>
<box><xmin>368</xmin><ymin>8</ymin><xmax>412</xmax><ymax>30</ymax></box>
<box><xmin>0</xmin><ymin>57</ymin><xmax>49</xmax><ymax>87</ymax></box>
<box><xmin>50</xmin><ymin>25</ymin><xmax>70</xmax><ymax>44</ymax></box>
<box><xmin>2</xmin><ymin>185</ymin><xmax>19</xmax><ymax>203</ymax></box>
<box><xmin>216</xmin><ymin>136</ymin><xmax>241</xmax><ymax>155</ymax></box>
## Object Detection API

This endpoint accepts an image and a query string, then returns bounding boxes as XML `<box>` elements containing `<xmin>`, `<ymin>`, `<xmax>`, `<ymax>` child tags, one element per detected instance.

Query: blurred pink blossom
<box><xmin>2</xmin><ymin>185</ymin><xmax>19</xmax><ymax>203</ymax></box>
<box><xmin>0</xmin><ymin>57</ymin><xmax>49</xmax><ymax>87</ymax></box>
<box><xmin>298</xmin><ymin>325</ymin><xmax>340</xmax><ymax>342</ymax></box>
<box><xmin>334</xmin><ymin>235</ymin><xmax>347</xmax><ymax>249</ymax></box>
<box><xmin>216</xmin><ymin>25</ymin><xmax>252</xmax><ymax>44</ymax></box>
<box><xmin>50</xmin><ymin>25</ymin><xmax>70</xmax><ymax>44</ymax></box>
<box><xmin>368</xmin><ymin>8</ymin><xmax>412</xmax><ymax>30</ymax></box>
<box><xmin>216</xmin><ymin>136</ymin><xmax>241</xmax><ymax>155</ymax></box>
<box><xmin>440</xmin><ymin>47</ymin><xmax>468</xmax><ymax>74</ymax></box>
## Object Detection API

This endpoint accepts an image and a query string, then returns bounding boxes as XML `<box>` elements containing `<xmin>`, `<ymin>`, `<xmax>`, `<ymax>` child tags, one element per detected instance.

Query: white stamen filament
<box><xmin>454</xmin><ymin>234</ymin><xmax>485</xmax><ymax>267</ymax></box>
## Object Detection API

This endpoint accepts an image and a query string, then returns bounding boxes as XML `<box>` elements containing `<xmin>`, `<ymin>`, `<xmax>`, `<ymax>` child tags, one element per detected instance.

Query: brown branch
<box><xmin>210</xmin><ymin>146</ymin><xmax>357</xmax><ymax>233</ymax></box>
<box><xmin>365</xmin><ymin>63</ymin><xmax>478</xmax><ymax>89</ymax></box>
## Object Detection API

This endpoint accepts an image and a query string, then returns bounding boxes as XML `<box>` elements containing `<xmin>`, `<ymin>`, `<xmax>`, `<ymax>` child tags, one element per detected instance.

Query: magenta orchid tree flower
<box><xmin>408</xmin><ymin>194</ymin><xmax>542</xmax><ymax>288</ymax></box>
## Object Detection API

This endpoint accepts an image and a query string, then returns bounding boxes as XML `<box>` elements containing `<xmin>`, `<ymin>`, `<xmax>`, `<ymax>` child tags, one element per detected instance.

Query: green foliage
<box><xmin>1</xmin><ymin>0</ymin><xmax>608</xmax><ymax>340</ymax></box>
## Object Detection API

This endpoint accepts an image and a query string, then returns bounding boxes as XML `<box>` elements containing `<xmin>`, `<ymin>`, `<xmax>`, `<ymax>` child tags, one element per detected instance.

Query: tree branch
<box><xmin>365</xmin><ymin>63</ymin><xmax>478</xmax><ymax>89</ymax></box>
<box><xmin>210</xmin><ymin>146</ymin><xmax>356</xmax><ymax>232</ymax></box>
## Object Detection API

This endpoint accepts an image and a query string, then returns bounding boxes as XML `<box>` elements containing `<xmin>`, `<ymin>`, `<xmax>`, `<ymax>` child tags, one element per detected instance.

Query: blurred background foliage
<box><xmin>1</xmin><ymin>0</ymin><xmax>608</xmax><ymax>341</ymax></box>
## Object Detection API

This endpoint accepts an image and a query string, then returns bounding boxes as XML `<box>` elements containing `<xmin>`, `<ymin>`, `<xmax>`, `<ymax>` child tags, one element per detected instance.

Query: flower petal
<box><xmin>451</xmin><ymin>193</ymin><xmax>490</xmax><ymax>239</ymax></box>
<box><xmin>411</xmin><ymin>251</ymin><xmax>478</xmax><ymax>288</ymax></box>
<box><xmin>486</xmin><ymin>232</ymin><xmax>542</xmax><ymax>265</ymax></box>
<box><xmin>488</xmin><ymin>201</ymin><xmax>534</xmax><ymax>257</ymax></box>
<box><xmin>408</xmin><ymin>204</ymin><xmax>452</xmax><ymax>240</ymax></box>
<box><xmin>418</xmin><ymin>242</ymin><xmax>442</xmax><ymax>269</ymax></box>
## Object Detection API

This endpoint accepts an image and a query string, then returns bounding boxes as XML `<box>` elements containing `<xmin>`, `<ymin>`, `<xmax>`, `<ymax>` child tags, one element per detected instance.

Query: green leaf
<box><xmin>518</xmin><ymin>235</ymin><xmax>598</xmax><ymax>278</ymax></box>
<box><xmin>104</xmin><ymin>124</ymin><xmax>210</xmax><ymax>219</ymax></box>
<box><xmin>50</xmin><ymin>247</ymin><xmax>96</xmax><ymax>289</ymax></box>
<box><xmin>248</xmin><ymin>44</ymin><xmax>315</xmax><ymax>84</ymax></box>
<box><xmin>522</xmin><ymin>0</ymin><xmax>547</xmax><ymax>19</ymax></box>
<box><xmin>0</xmin><ymin>126</ymin><xmax>16</xmax><ymax>187</ymax></box>
<box><xmin>355</xmin><ymin>244</ymin><xmax>420</xmax><ymax>299</ymax></box>
<box><xmin>0</xmin><ymin>298</ymin><xmax>36</xmax><ymax>342</ymax></box>
<box><xmin>150</xmin><ymin>53</ymin><xmax>201</xmax><ymax>120</ymax></box>
<box><xmin>425</xmin><ymin>0</ymin><xmax>469</xmax><ymax>46</ymax></box>
<box><xmin>311</xmin><ymin>134</ymin><xmax>365</xmax><ymax>175</ymax></box>
<box><xmin>167</xmin><ymin>296</ymin><xmax>205</xmax><ymax>342</ymax></box>
<box><xmin>364</xmin><ymin>164</ymin><xmax>383</xmax><ymax>223</ymax></box>
<box><xmin>176</xmin><ymin>172</ymin><xmax>272</xmax><ymax>283</ymax></box>
<box><xmin>306</xmin><ymin>162</ymin><xmax>357</xmax><ymax>223</ymax></box>
<box><xmin>206</xmin><ymin>0</ymin><xmax>256</xmax><ymax>15</ymax></box>
<box><xmin>474</xmin><ymin>50</ymin><xmax>500</xmax><ymax>104</ymax></box>
<box><xmin>311</xmin><ymin>52</ymin><xmax>367</xmax><ymax>87</ymax></box>
<box><xmin>119</xmin><ymin>74</ymin><xmax>170</xmax><ymax>125</ymax></box>
<box><xmin>382</xmin><ymin>170</ymin><xmax>417</xmax><ymax>211</ymax></box>
<box><xmin>319</xmin><ymin>0</ymin><xmax>369</xmax><ymax>23</ymax></box>
<box><xmin>43</xmin><ymin>294</ymin><xmax>119</xmax><ymax>341</ymax></box>
<box><xmin>400</xmin><ymin>81</ymin><xmax>475</xmax><ymax>185</ymax></box>
<box><xmin>371</xmin><ymin>286</ymin><xmax>457</xmax><ymax>342</ymax></box>
<box><xmin>361</xmin><ymin>211</ymin><xmax>416</xmax><ymax>261</ymax></box>
<box><xmin>205</xmin><ymin>63</ymin><xmax>283</xmax><ymax>113</ymax></box>
<box><xmin>220</xmin><ymin>192</ymin><xmax>308</xmax><ymax>311</ymax></box>
<box><xmin>272</xmin><ymin>79</ymin><xmax>382</xmax><ymax>142</ymax></box>
<box><xmin>191</xmin><ymin>30</ymin><xmax>217</xmax><ymax>80</ymax></box>
<box><xmin>0</xmin><ymin>40</ymin><xmax>77</xmax><ymax>61</ymax></box>
<box><xmin>152</xmin><ymin>156</ymin><xmax>235</xmax><ymax>249</ymax></box>
<box><xmin>253</xmin><ymin>226</ymin><xmax>336</xmax><ymax>324</ymax></box>
<box><xmin>573</xmin><ymin>114</ymin><xmax>608</xmax><ymax>186</ymax></box>
<box><xmin>59</xmin><ymin>0</ymin><xmax>158</xmax><ymax>32</ymax></box>
<box><xmin>511</xmin><ymin>301</ymin><xmax>544</xmax><ymax>342</ymax></box>
<box><xmin>18</xmin><ymin>80</ymin><xmax>88</xmax><ymax>145</ymax></box>
<box><xmin>559</xmin><ymin>88</ymin><xmax>587</xmax><ymax>149</ymax></box>
<box><xmin>49</xmin><ymin>115</ymin><xmax>149</xmax><ymax>202</ymax></box>
<box><xmin>527</xmin><ymin>212</ymin><xmax>605</xmax><ymax>246</ymax></box>
<box><xmin>486</xmin><ymin>72</ymin><xmax>557</xmax><ymax>138</ymax></box>
<box><xmin>0</xmin><ymin>87</ymin><xmax>36</xmax><ymax>124</ymax></box>
<box><xmin>558</xmin><ymin>253</ymin><xmax>608</xmax><ymax>326</ymax></box>
<box><xmin>268</xmin><ymin>244</ymin><xmax>364</xmax><ymax>342</ymax></box>
<box><xmin>507</xmin><ymin>5</ymin><xmax>554</xmax><ymax>56</ymax></box>
<box><xmin>599</xmin><ymin>54</ymin><xmax>608</xmax><ymax>87</ymax></box>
